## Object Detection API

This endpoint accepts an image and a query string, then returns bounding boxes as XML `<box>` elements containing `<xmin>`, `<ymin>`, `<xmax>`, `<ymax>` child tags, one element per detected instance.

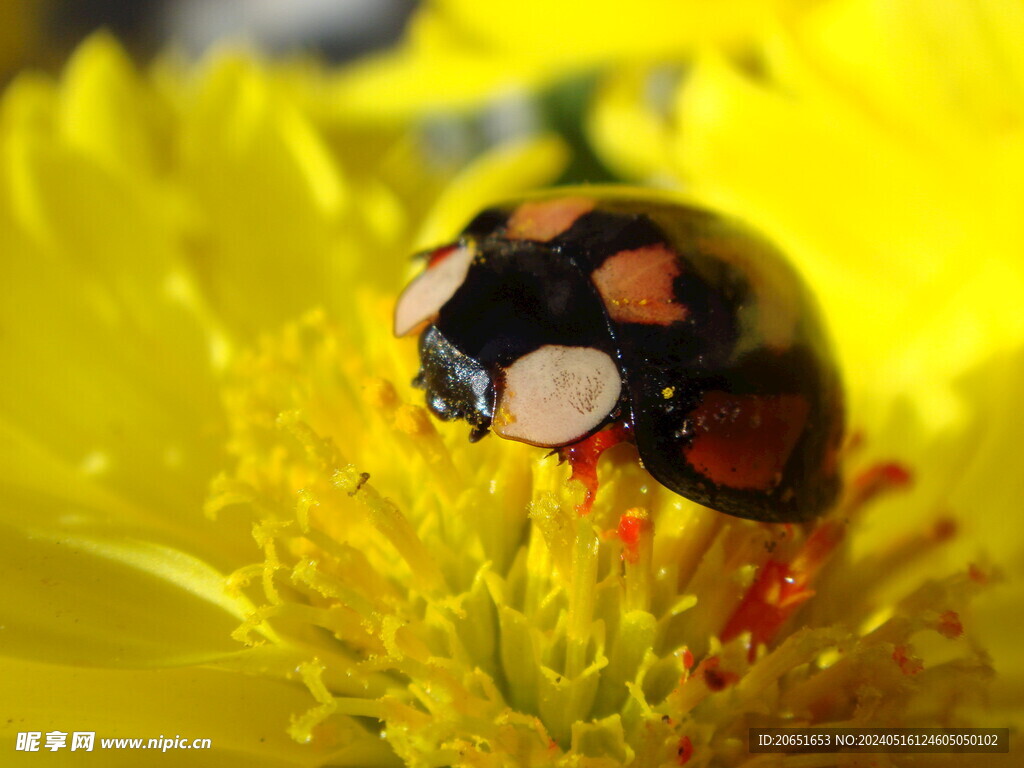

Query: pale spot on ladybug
<box><xmin>505</xmin><ymin>197</ymin><xmax>596</xmax><ymax>242</ymax></box>
<box><xmin>591</xmin><ymin>243</ymin><xmax>688</xmax><ymax>325</ymax></box>
<box><xmin>493</xmin><ymin>345</ymin><xmax>621</xmax><ymax>447</ymax></box>
<box><xmin>393</xmin><ymin>244</ymin><xmax>474</xmax><ymax>337</ymax></box>
<box><xmin>662</xmin><ymin>386</ymin><xmax>675</xmax><ymax>399</ymax></box>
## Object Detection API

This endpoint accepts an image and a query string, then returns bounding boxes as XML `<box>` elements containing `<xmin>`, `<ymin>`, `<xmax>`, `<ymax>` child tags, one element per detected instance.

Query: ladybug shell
<box><xmin>394</xmin><ymin>189</ymin><xmax>843</xmax><ymax>522</ymax></box>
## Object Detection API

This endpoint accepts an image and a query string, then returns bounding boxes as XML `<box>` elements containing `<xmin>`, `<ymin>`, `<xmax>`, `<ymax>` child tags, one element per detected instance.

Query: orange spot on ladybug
<box><xmin>591</xmin><ymin>243</ymin><xmax>689</xmax><ymax>325</ymax></box>
<box><xmin>682</xmin><ymin>392</ymin><xmax>809</xmax><ymax>491</ymax></box>
<box><xmin>892</xmin><ymin>645</ymin><xmax>924</xmax><ymax>675</ymax></box>
<box><xmin>676</xmin><ymin>736</ymin><xmax>694</xmax><ymax>765</ymax></box>
<box><xmin>617</xmin><ymin>509</ymin><xmax>650</xmax><ymax>564</ymax></box>
<box><xmin>937</xmin><ymin>610</ymin><xmax>964</xmax><ymax>639</ymax></box>
<box><xmin>506</xmin><ymin>197</ymin><xmax>595</xmax><ymax>242</ymax></box>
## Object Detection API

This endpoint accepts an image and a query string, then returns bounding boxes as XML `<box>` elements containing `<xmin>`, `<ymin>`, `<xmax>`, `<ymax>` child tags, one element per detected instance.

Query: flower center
<box><xmin>205</xmin><ymin>310</ymin><xmax>994</xmax><ymax>764</ymax></box>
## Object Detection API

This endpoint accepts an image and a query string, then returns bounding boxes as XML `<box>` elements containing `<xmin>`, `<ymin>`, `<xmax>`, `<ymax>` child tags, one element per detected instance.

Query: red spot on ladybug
<box><xmin>506</xmin><ymin>197</ymin><xmax>595</xmax><ymax>241</ymax></box>
<box><xmin>682</xmin><ymin>392</ymin><xmax>809</xmax><ymax>491</ymax></box>
<box><xmin>591</xmin><ymin>243</ymin><xmax>688</xmax><ymax>325</ymax></box>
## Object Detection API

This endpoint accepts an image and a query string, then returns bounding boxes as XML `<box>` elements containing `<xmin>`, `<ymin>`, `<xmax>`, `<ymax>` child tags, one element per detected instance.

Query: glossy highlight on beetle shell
<box><xmin>394</xmin><ymin>188</ymin><xmax>844</xmax><ymax>522</ymax></box>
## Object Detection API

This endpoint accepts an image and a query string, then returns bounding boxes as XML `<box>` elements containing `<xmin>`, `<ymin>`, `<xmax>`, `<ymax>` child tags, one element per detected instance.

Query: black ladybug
<box><xmin>394</xmin><ymin>189</ymin><xmax>843</xmax><ymax>522</ymax></box>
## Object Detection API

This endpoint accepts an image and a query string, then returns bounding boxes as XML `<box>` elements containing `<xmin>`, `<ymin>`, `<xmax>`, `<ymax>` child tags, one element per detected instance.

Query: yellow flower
<box><xmin>590</xmin><ymin>0</ymin><xmax>1024</xmax><ymax>729</ymax></box>
<box><xmin>207</xmin><ymin>310</ymin><xmax>992</xmax><ymax>764</ymax></box>
<box><xmin>328</xmin><ymin>0</ymin><xmax>819</xmax><ymax>117</ymax></box>
<box><xmin>0</xmin><ymin>33</ymin><xmax>562</xmax><ymax>764</ymax></box>
<box><xmin>1</xmin><ymin>2</ymin><xmax>1017</xmax><ymax>765</ymax></box>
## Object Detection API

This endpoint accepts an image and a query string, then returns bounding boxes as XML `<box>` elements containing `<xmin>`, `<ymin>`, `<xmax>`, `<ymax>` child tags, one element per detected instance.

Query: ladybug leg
<box><xmin>560</xmin><ymin>422</ymin><xmax>633</xmax><ymax>515</ymax></box>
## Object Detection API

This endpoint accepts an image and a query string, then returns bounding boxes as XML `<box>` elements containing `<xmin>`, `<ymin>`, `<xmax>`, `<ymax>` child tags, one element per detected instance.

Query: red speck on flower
<box><xmin>562</xmin><ymin>421</ymin><xmax>632</xmax><ymax>514</ymax></box>
<box><xmin>720</xmin><ymin>559</ymin><xmax>813</xmax><ymax>656</ymax></box>
<box><xmin>682</xmin><ymin>648</ymin><xmax>695</xmax><ymax>671</ymax></box>
<box><xmin>617</xmin><ymin>509</ymin><xmax>650</xmax><ymax>563</ymax></box>
<box><xmin>677</xmin><ymin>736</ymin><xmax>694</xmax><ymax>764</ymax></box>
<box><xmin>722</xmin><ymin>461</ymin><xmax>913</xmax><ymax>658</ymax></box>
<box><xmin>720</xmin><ymin>519</ymin><xmax>844</xmax><ymax>655</ymax></box>
<box><xmin>848</xmin><ymin>462</ymin><xmax>912</xmax><ymax>509</ymax></box>
<box><xmin>845</xmin><ymin>430</ymin><xmax>866</xmax><ymax>453</ymax></box>
<box><xmin>699</xmin><ymin>656</ymin><xmax>739</xmax><ymax>691</ymax></box>
<box><xmin>936</xmin><ymin>610</ymin><xmax>963</xmax><ymax>639</ymax></box>
<box><xmin>930</xmin><ymin>517</ymin><xmax>957</xmax><ymax>541</ymax></box>
<box><xmin>892</xmin><ymin>645</ymin><xmax>924</xmax><ymax>675</ymax></box>
<box><xmin>968</xmin><ymin>563</ymin><xmax>988</xmax><ymax>584</ymax></box>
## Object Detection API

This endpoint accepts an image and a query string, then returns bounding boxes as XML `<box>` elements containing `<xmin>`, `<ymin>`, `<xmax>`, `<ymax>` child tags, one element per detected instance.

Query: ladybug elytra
<box><xmin>394</xmin><ymin>189</ymin><xmax>843</xmax><ymax>522</ymax></box>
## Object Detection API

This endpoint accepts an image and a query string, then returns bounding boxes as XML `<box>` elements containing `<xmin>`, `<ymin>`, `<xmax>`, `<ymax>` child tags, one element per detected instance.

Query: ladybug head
<box><xmin>413</xmin><ymin>325</ymin><xmax>493</xmax><ymax>442</ymax></box>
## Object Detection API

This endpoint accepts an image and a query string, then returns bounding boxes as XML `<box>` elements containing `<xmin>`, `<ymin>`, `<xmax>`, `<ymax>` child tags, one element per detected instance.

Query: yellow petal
<box><xmin>179</xmin><ymin>53</ymin><xmax>348</xmax><ymax>337</ymax></box>
<box><xmin>57</xmin><ymin>33</ymin><xmax>166</xmax><ymax>178</ymax></box>
<box><xmin>586</xmin><ymin>66</ymin><xmax>677</xmax><ymax>183</ymax></box>
<box><xmin>674</xmin><ymin>49</ymin><xmax>1024</xmax><ymax>414</ymax></box>
<box><xmin>0</xmin><ymin>143</ymin><xmax>226</xmax><ymax>525</ymax></box>
<box><xmin>330</xmin><ymin>0</ymin><xmax>812</xmax><ymax>118</ymax></box>
<box><xmin>0</xmin><ymin>524</ymin><xmax>266</xmax><ymax>667</ymax></box>
<box><xmin>0</xmin><ymin>657</ymin><xmax>394</xmax><ymax>766</ymax></box>
<box><xmin>413</xmin><ymin>133</ymin><xmax>568</xmax><ymax>249</ymax></box>
<box><xmin>800</xmin><ymin>0</ymin><xmax>1024</xmax><ymax>144</ymax></box>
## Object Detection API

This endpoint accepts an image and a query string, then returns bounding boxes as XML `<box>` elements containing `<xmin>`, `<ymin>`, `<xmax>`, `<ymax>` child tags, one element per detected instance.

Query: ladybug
<box><xmin>393</xmin><ymin>189</ymin><xmax>843</xmax><ymax>522</ymax></box>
